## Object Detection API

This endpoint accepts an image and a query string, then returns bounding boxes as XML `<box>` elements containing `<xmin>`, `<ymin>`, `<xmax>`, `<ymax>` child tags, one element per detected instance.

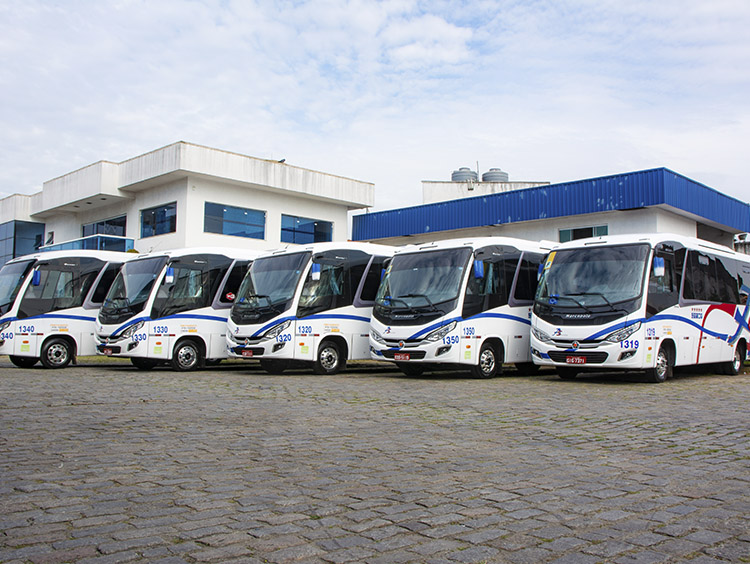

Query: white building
<box><xmin>0</xmin><ymin>142</ymin><xmax>373</xmax><ymax>264</ymax></box>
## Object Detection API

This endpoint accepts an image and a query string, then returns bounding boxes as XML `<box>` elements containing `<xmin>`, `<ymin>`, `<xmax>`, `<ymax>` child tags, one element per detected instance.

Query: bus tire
<box><xmin>131</xmin><ymin>357</ymin><xmax>159</xmax><ymax>370</ymax></box>
<box><xmin>396</xmin><ymin>362</ymin><xmax>425</xmax><ymax>377</ymax></box>
<box><xmin>556</xmin><ymin>367</ymin><xmax>578</xmax><ymax>380</ymax></box>
<box><xmin>40</xmin><ymin>337</ymin><xmax>73</xmax><ymax>369</ymax></box>
<box><xmin>722</xmin><ymin>342</ymin><xmax>744</xmax><ymax>376</ymax></box>
<box><xmin>470</xmin><ymin>341</ymin><xmax>502</xmax><ymax>378</ymax></box>
<box><xmin>314</xmin><ymin>339</ymin><xmax>346</xmax><ymax>375</ymax></box>
<box><xmin>516</xmin><ymin>362</ymin><xmax>540</xmax><ymax>375</ymax></box>
<box><xmin>10</xmin><ymin>355</ymin><xmax>38</xmax><ymax>368</ymax></box>
<box><xmin>646</xmin><ymin>345</ymin><xmax>672</xmax><ymax>383</ymax></box>
<box><xmin>171</xmin><ymin>339</ymin><xmax>205</xmax><ymax>372</ymax></box>
<box><xmin>260</xmin><ymin>360</ymin><xmax>289</xmax><ymax>374</ymax></box>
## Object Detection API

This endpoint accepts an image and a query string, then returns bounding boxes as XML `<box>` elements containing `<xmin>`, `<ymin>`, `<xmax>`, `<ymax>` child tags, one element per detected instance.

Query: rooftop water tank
<box><xmin>451</xmin><ymin>167</ymin><xmax>478</xmax><ymax>182</ymax></box>
<box><xmin>482</xmin><ymin>168</ymin><xmax>509</xmax><ymax>182</ymax></box>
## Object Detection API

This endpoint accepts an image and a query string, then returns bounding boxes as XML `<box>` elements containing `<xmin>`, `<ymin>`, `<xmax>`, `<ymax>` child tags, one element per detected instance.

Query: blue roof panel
<box><xmin>352</xmin><ymin>168</ymin><xmax>750</xmax><ymax>240</ymax></box>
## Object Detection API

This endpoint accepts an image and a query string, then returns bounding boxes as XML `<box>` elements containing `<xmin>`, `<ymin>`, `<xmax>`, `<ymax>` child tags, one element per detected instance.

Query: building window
<box><xmin>559</xmin><ymin>225</ymin><xmax>608</xmax><ymax>243</ymax></box>
<box><xmin>0</xmin><ymin>221</ymin><xmax>45</xmax><ymax>265</ymax></box>
<box><xmin>281</xmin><ymin>215</ymin><xmax>332</xmax><ymax>244</ymax></box>
<box><xmin>141</xmin><ymin>203</ymin><xmax>176</xmax><ymax>238</ymax></box>
<box><xmin>204</xmin><ymin>202</ymin><xmax>265</xmax><ymax>240</ymax></box>
<box><xmin>83</xmin><ymin>215</ymin><xmax>126</xmax><ymax>237</ymax></box>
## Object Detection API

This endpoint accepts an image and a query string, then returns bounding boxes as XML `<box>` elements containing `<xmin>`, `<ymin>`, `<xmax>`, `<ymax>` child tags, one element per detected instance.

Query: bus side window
<box><xmin>90</xmin><ymin>263</ymin><xmax>122</xmax><ymax>304</ymax></box>
<box><xmin>356</xmin><ymin>256</ymin><xmax>387</xmax><ymax>304</ymax></box>
<box><xmin>218</xmin><ymin>261</ymin><xmax>249</xmax><ymax>304</ymax></box>
<box><xmin>646</xmin><ymin>252</ymin><xmax>677</xmax><ymax>317</ymax></box>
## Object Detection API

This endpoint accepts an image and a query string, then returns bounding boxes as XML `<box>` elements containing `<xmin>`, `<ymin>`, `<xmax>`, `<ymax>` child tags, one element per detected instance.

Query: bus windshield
<box><xmin>232</xmin><ymin>252</ymin><xmax>310</xmax><ymax>324</ymax></box>
<box><xmin>100</xmin><ymin>256</ymin><xmax>168</xmax><ymax>324</ymax></box>
<box><xmin>0</xmin><ymin>260</ymin><xmax>35</xmax><ymax>315</ymax></box>
<box><xmin>18</xmin><ymin>257</ymin><xmax>105</xmax><ymax>319</ymax></box>
<box><xmin>536</xmin><ymin>243</ymin><xmax>650</xmax><ymax>308</ymax></box>
<box><xmin>375</xmin><ymin>247</ymin><xmax>471</xmax><ymax>318</ymax></box>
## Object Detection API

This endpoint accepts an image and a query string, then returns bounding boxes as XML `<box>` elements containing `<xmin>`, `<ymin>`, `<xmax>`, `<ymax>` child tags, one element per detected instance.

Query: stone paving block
<box><xmin>2</xmin><ymin>366</ymin><xmax>750</xmax><ymax>564</ymax></box>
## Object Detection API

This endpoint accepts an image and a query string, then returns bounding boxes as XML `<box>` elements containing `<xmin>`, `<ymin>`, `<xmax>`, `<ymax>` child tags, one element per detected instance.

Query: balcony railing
<box><xmin>38</xmin><ymin>235</ymin><xmax>135</xmax><ymax>253</ymax></box>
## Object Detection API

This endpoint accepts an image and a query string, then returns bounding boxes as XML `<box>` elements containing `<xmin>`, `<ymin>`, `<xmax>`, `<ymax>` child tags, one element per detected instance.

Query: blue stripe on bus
<box><xmin>111</xmin><ymin>313</ymin><xmax>229</xmax><ymax>338</ymax></box>
<box><xmin>250</xmin><ymin>314</ymin><xmax>372</xmax><ymax>338</ymax></box>
<box><xmin>15</xmin><ymin>313</ymin><xmax>97</xmax><ymax>322</ymax></box>
<box><xmin>584</xmin><ymin>310</ymin><xmax>748</xmax><ymax>342</ymax></box>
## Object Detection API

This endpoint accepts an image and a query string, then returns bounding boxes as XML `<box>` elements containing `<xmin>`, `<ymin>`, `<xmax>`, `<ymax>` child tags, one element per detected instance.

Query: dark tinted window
<box><xmin>358</xmin><ymin>256</ymin><xmax>388</xmax><ymax>303</ymax></box>
<box><xmin>683</xmin><ymin>251</ymin><xmax>740</xmax><ymax>304</ymax></box>
<box><xmin>141</xmin><ymin>203</ymin><xmax>176</xmax><ymax>238</ymax></box>
<box><xmin>218</xmin><ymin>260</ymin><xmax>250</xmax><ymax>304</ymax></box>
<box><xmin>90</xmin><ymin>262</ymin><xmax>123</xmax><ymax>304</ymax></box>
<box><xmin>205</xmin><ymin>203</ymin><xmax>265</xmax><ymax>239</ymax></box>
<box><xmin>513</xmin><ymin>252</ymin><xmax>545</xmax><ymax>302</ymax></box>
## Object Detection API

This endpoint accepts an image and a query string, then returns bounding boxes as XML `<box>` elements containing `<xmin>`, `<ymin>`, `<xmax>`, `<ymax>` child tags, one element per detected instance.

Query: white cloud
<box><xmin>0</xmin><ymin>0</ymin><xmax>749</xmax><ymax>212</ymax></box>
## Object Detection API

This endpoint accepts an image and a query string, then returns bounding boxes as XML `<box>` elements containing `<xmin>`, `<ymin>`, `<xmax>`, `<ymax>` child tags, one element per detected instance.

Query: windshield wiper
<box><xmin>398</xmin><ymin>293</ymin><xmax>438</xmax><ymax>312</ymax></box>
<box><xmin>565</xmin><ymin>292</ymin><xmax>628</xmax><ymax>313</ymax></box>
<box><xmin>379</xmin><ymin>296</ymin><xmax>419</xmax><ymax>314</ymax></box>
<box><xmin>552</xmin><ymin>295</ymin><xmax>593</xmax><ymax>314</ymax></box>
<box><xmin>238</xmin><ymin>294</ymin><xmax>281</xmax><ymax>314</ymax></box>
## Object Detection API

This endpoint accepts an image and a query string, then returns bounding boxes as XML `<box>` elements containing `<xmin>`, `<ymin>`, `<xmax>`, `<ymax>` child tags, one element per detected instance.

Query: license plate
<box><xmin>102</xmin><ymin>348</ymin><xmax>112</xmax><ymax>356</ymax></box>
<box><xmin>242</xmin><ymin>350</ymin><xmax>254</xmax><ymax>357</ymax></box>
<box><xmin>394</xmin><ymin>353</ymin><xmax>410</xmax><ymax>361</ymax></box>
<box><xmin>566</xmin><ymin>356</ymin><xmax>586</xmax><ymax>364</ymax></box>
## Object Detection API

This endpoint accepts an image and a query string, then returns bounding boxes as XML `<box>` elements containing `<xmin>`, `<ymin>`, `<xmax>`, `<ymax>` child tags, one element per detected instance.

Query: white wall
<box><xmin>364</xmin><ymin>208</ymin><xmax>703</xmax><ymax>247</ymax></box>
<box><xmin>184</xmin><ymin>176</ymin><xmax>350</xmax><ymax>251</ymax></box>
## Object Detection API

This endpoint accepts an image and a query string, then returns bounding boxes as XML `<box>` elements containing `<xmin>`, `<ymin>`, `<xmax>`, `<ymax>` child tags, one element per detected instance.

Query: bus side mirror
<box><xmin>311</xmin><ymin>263</ymin><xmax>321</xmax><ymax>281</ymax></box>
<box><xmin>32</xmin><ymin>270</ymin><xmax>41</xmax><ymax>286</ymax></box>
<box><xmin>164</xmin><ymin>266</ymin><xmax>175</xmax><ymax>284</ymax></box>
<box><xmin>653</xmin><ymin>256</ymin><xmax>665</xmax><ymax>278</ymax></box>
<box><xmin>473</xmin><ymin>260</ymin><xmax>484</xmax><ymax>279</ymax></box>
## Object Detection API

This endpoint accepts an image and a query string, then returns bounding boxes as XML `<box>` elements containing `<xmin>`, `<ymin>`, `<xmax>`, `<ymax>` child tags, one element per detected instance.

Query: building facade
<box><xmin>0</xmin><ymin>142</ymin><xmax>374</xmax><ymax>264</ymax></box>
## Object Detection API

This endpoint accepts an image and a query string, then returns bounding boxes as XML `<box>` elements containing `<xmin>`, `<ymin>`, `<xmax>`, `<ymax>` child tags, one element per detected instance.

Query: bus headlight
<box><xmin>604</xmin><ymin>322</ymin><xmax>641</xmax><ymax>343</ymax></box>
<box><xmin>424</xmin><ymin>321</ymin><xmax>457</xmax><ymax>342</ymax></box>
<box><xmin>120</xmin><ymin>320</ymin><xmax>144</xmax><ymax>339</ymax></box>
<box><xmin>370</xmin><ymin>330</ymin><xmax>386</xmax><ymax>345</ymax></box>
<box><xmin>531</xmin><ymin>326</ymin><xmax>553</xmax><ymax>343</ymax></box>
<box><xmin>263</xmin><ymin>320</ymin><xmax>291</xmax><ymax>340</ymax></box>
<box><xmin>0</xmin><ymin>320</ymin><xmax>11</xmax><ymax>333</ymax></box>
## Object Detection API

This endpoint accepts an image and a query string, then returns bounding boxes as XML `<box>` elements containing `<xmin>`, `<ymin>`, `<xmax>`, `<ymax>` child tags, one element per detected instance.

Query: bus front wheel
<box><xmin>40</xmin><ymin>338</ymin><xmax>73</xmax><ymax>369</ymax></box>
<box><xmin>314</xmin><ymin>340</ymin><xmax>346</xmax><ymax>375</ymax></box>
<box><xmin>470</xmin><ymin>342</ymin><xmax>502</xmax><ymax>378</ymax></box>
<box><xmin>171</xmin><ymin>339</ymin><xmax>205</xmax><ymax>371</ymax></box>
<box><xmin>646</xmin><ymin>346</ymin><xmax>672</xmax><ymax>383</ymax></box>
<box><xmin>10</xmin><ymin>355</ymin><xmax>38</xmax><ymax>368</ymax></box>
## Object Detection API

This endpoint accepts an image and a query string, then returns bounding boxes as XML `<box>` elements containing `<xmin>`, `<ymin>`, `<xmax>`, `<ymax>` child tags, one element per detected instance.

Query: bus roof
<box><xmin>4</xmin><ymin>249</ymin><xmax>138</xmax><ymax>266</ymax></box>
<box><xmin>258</xmin><ymin>241</ymin><xmax>395</xmax><ymax>260</ymax></box>
<box><xmin>550</xmin><ymin>233</ymin><xmax>743</xmax><ymax>259</ymax></box>
<box><xmin>392</xmin><ymin>236</ymin><xmax>555</xmax><ymax>257</ymax></box>
<box><xmin>127</xmin><ymin>247</ymin><xmax>262</xmax><ymax>262</ymax></box>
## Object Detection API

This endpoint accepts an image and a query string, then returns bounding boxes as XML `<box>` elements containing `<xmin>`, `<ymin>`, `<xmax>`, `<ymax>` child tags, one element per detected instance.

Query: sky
<box><xmin>1</xmin><ymin>0</ymin><xmax>749</xmax><ymax>211</ymax></box>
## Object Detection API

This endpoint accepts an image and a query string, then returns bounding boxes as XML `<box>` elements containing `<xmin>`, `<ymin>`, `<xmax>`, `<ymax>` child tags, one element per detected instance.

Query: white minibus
<box><xmin>369</xmin><ymin>237</ymin><xmax>552</xmax><ymax>377</ymax></box>
<box><xmin>95</xmin><ymin>248</ymin><xmax>258</xmax><ymax>370</ymax></box>
<box><xmin>531</xmin><ymin>234</ymin><xmax>750</xmax><ymax>382</ymax></box>
<box><xmin>226</xmin><ymin>242</ymin><xmax>394</xmax><ymax>374</ymax></box>
<box><xmin>0</xmin><ymin>250</ymin><xmax>132</xmax><ymax>368</ymax></box>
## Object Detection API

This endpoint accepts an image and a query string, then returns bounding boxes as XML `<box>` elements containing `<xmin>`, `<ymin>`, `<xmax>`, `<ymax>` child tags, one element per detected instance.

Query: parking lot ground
<box><xmin>1</xmin><ymin>358</ymin><xmax>749</xmax><ymax>564</ymax></box>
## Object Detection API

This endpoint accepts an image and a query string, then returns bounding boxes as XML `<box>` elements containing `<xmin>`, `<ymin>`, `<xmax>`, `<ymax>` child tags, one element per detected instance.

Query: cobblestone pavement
<box><xmin>1</xmin><ymin>358</ymin><xmax>749</xmax><ymax>564</ymax></box>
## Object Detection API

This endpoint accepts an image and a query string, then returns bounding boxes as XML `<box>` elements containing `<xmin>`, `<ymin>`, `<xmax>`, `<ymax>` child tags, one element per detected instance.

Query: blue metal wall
<box><xmin>352</xmin><ymin>168</ymin><xmax>750</xmax><ymax>240</ymax></box>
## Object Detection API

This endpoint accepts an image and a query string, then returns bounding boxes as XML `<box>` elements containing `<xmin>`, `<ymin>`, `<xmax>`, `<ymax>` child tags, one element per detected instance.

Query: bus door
<box><xmin>646</xmin><ymin>243</ymin><xmax>692</xmax><ymax>364</ymax></box>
